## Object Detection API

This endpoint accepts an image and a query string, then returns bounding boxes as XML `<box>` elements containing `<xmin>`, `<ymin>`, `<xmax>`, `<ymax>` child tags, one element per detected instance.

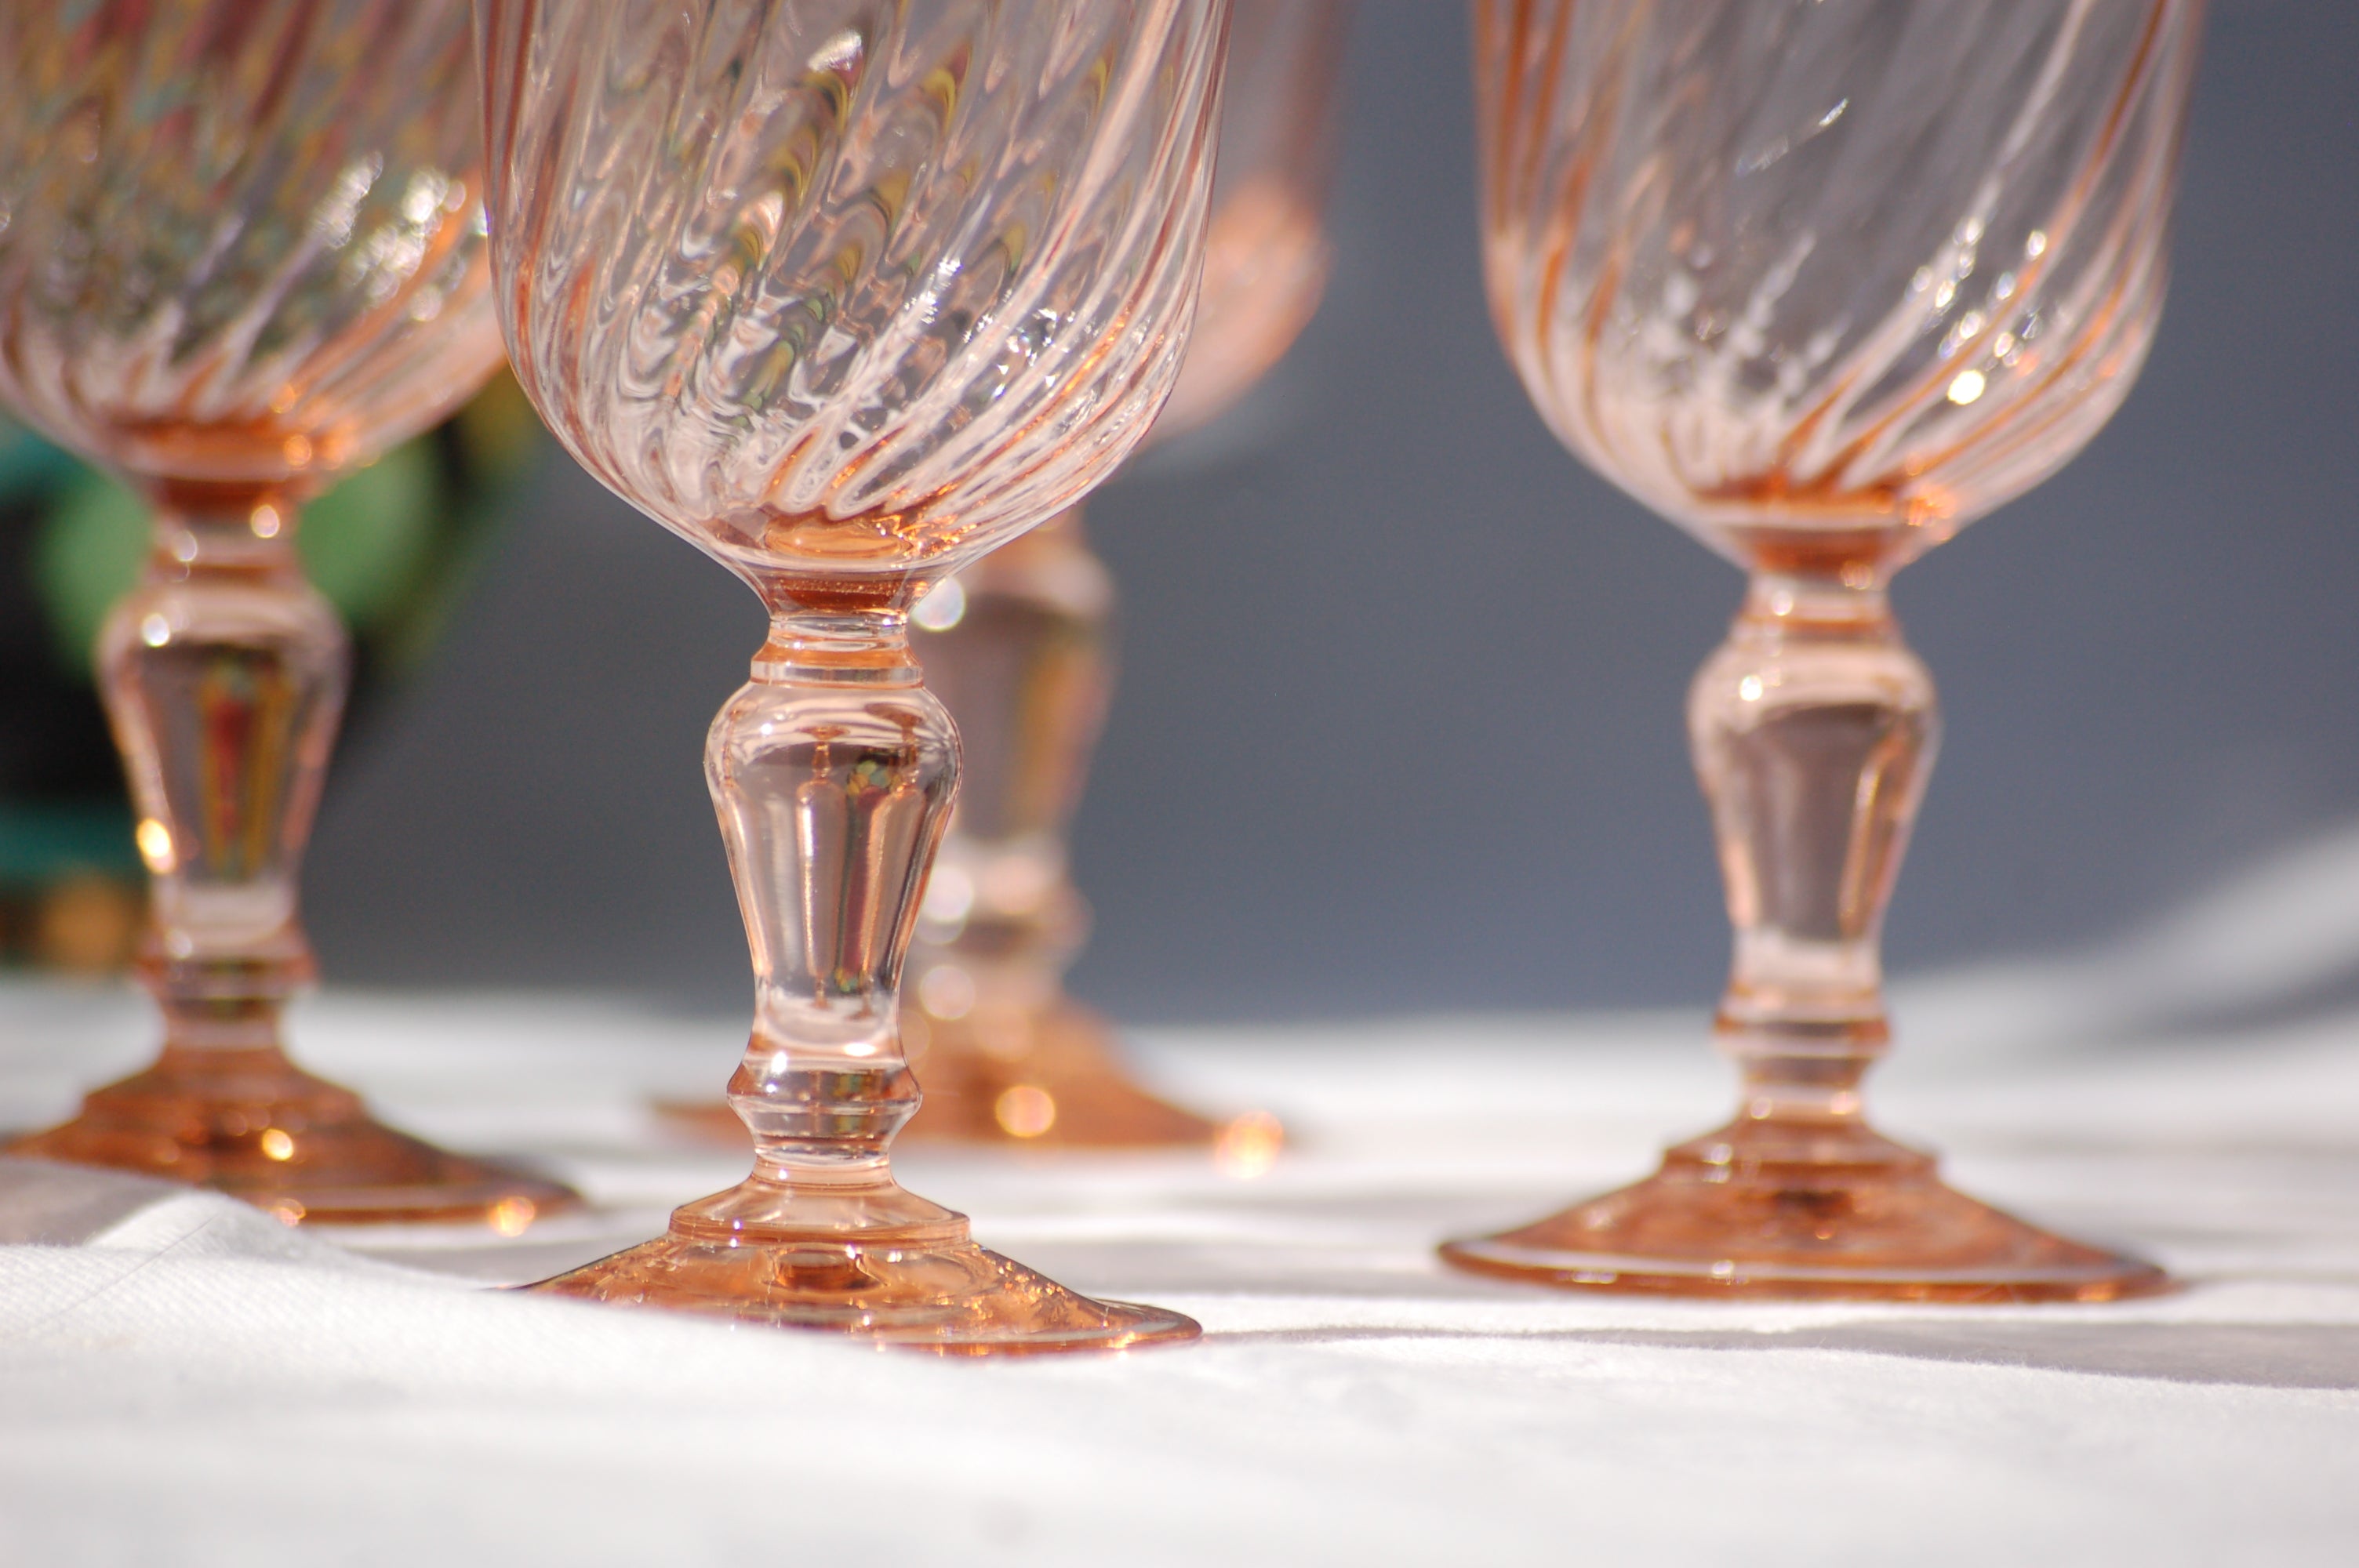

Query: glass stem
<box><xmin>716</xmin><ymin>604</ymin><xmax>958</xmax><ymax>1197</ymax></box>
<box><xmin>100</xmin><ymin>484</ymin><xmax>344</xmax><ymax>1061</ymax></box>
<box><xmin>909</xmin><ymin>506</ymin><xmax>1111</xmax><ymax>1045</ymax></box>
<box><xmin>1689</xmin><ymin>571</ymin><xmax>1939</xmax><ymax>1138</ymax></box>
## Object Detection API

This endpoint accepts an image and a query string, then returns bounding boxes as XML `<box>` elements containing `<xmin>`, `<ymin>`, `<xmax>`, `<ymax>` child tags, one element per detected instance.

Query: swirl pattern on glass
<box><xmin>481</xmin><ymin>0</ymin><xmax>1226</xmax><ymax>590</ymax></box>
<box><xmin>0</xmin><ymin>0</ymin><xmax>500</xmax><ymax>485</ymax></box>
<box><xmin>1476</xmin><ymin>0</ymin><xmax>2201</xmax><ymax>578</ymax></box>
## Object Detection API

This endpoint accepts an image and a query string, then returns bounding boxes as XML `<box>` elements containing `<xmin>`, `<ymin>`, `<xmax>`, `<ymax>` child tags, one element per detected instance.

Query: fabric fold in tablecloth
<box><xmin>0</xmin><ymin>977</ymin><xmax>2354</xmax><ymax>1565</ymax></box>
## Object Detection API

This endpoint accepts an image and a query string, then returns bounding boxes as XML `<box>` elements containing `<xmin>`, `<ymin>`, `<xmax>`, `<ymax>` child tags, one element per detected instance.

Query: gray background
<box><xmin>307</xmin><ymin>2</ymin><xmax>2359</xmax><ymax>1024</ymax></box>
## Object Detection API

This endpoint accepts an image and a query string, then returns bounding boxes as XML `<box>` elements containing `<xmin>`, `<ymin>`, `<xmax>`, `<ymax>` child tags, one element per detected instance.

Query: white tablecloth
<box><xmin>1</xmin><ymin>967</ymin><xmax>2354</xmax><ymax>1566</ymax></box>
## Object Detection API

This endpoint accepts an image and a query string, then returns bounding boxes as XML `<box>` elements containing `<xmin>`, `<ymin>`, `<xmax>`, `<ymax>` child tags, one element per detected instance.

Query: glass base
<box><xmin>656</xmin><ymin>999</ymin><xmax>1268</xmax><ymax>1153</ymax></box>
<box><xmin>4</xmin><ymin>1044</ymin><xmax>580</xmax><ymax>1230</ymax></box>
<box><xmin>1440</xmin><ymin>1115</ymin><xmax>2169</xmax><ymax>1303</ymax></box>
<box><xmin>903</xmin><ymin>998</ymin><xmax>1229</xmax><ymax>1148</ymax></box>
<box><xmin>529</xmin><ymin>1181</ymin><xmax>1201</xmax><ymax>1355</ymax></box>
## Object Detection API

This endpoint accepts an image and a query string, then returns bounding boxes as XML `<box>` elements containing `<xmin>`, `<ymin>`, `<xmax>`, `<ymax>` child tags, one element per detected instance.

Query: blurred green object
<box><xmin>32</xmin><ymin>434</ymin><xmax>440</xmax><ymax>675</ymax></box>
<box><xmin>0</xmin><ymin>374</ymin><xmax>545</xmax><ymax>971</ymax></box>
<box><xmin>0</xmin><ymin>425</ymin><xmax>78</xmax><ymax>499</ymax></box>
<box><xmin>20</xmin><ymin>372</ymin><xmax>541</xmax><ymax>680</ymax></box>
<box><xmin>0</xmin><ymin>800</ymin><xmax>140</xmax><ymax>883</ymax></box>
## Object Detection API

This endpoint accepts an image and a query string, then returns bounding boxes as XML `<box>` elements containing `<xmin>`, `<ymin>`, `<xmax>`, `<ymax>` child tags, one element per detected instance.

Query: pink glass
<box><xmin>480</xmin><ymin>0</ymin><xmax>1226</xmax><ymax>1348</ymax></box>
<box><xmin>885</xmin><ymin>0</ymin><xmax>1347</xmax><ymax>1154</ymax></box>
<box><xmin>1443</xmin><ymin>0</ymin><xmax>2202</xmax><ymax>1300</ymax></box>
<box><xmin>659</xmin><ymin>1</ymin><xmax>1347</xmax><ymax>1160</ymax></box>
<box><xmin>0</xmin><ymin>0</ymin><xmax>574</xmax><ymax>1229</ymax></box>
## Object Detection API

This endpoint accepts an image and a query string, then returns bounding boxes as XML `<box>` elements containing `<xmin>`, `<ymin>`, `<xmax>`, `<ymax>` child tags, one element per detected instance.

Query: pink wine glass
<box><xmin>889</xmin><ymin>0</ymin><xmax>1349</xmax><ymax>1155</ymax></box>
<box><xmin>478</xmin><ymin>0</ymin><xmax>1227</xmax><ymax>1348</ymax></box>
<box><xmin>1444</xmin><ymin>0</ymin><xmax>2202</xmax><ymax>1300</ymax></box>
<box><xmin>0</xmin><ymin>0</ymin><xmax>573</xmax><ymax>1229</ymax></box>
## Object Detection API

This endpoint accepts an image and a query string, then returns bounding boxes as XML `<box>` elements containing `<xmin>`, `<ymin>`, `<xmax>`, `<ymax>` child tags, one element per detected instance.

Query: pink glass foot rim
<box><xmin>659</xmin><ymin>1001</ymin><xmax>1282</xmax><ymax>1156</ymax></box>
<box><xmin>654</xmin><ymin>999</ymin><xmax>1267</xmax><ymax>1154</ymax></box>
<box><xmin>529</xmin><ymin>1187</ymin><xmax>1201</xmax><ymax>1356</ymax></box>
<box><xmin>5</xmin><ymin>1044</ymin><xmax>580</xmax><ymax>1230</ymax></box>
<box><xmin>1440</xmin><ymin>1118</ymin><xmax>2169</xmax><ymax>1304</ymax></box>
<box><xmin>905</xmin><ymin>999</ymin><xmax>1228</xmax><ymax>1149</ymax></box>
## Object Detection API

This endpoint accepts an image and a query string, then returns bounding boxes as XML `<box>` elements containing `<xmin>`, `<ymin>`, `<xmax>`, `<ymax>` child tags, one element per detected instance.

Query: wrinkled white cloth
<box><xmin>0</xmin><ymin>973</ymin><xmax>2354</xmax><ymax>1566</ymax></box>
